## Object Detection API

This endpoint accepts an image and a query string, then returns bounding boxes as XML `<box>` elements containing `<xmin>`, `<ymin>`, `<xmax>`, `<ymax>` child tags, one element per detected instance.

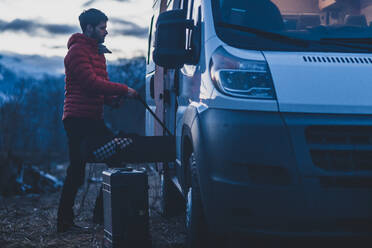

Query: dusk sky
<box><xmin>0</xmin><ymin>0</ymin><xmax>152</xmax><ymax>61</ymax></box>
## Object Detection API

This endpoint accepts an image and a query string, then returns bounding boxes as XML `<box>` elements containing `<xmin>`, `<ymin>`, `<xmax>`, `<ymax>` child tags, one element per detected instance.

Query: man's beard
<box><xmin>93</xmin><ymin>31</ymin><xmax>105</xmax><ymax>44</ymax></box>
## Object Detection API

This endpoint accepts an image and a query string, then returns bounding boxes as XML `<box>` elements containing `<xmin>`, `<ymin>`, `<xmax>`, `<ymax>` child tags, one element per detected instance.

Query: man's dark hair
<box><xmin>79</xmin><ymin>8</ymin><xmax>108</xmax><ymax>32</ymax></box>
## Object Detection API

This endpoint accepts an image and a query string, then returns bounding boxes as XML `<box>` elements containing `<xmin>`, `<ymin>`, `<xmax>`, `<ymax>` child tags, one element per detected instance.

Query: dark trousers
<box><xmin>57</xmin><ymin>117</ymin><xmax>113</xmax><ymax>224</ymax></box>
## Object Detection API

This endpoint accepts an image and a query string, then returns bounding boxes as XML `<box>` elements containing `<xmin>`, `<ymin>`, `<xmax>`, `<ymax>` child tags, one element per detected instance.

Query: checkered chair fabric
<box><xmin>92</xmin><ymin>137</ymin><xmax>133</xmax><ymax>162</ymax></box>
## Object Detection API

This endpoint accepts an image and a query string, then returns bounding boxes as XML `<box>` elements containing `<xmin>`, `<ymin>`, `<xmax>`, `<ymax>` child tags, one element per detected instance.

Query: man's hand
<box><xmin>110</xmin><ymin>96</ymin><xmax>124</xmax><ymax>109</ymax></box>
<box><xmin>127</xmin><ymin>87</ymin><xmax>139</xmax><ymax>98</ymax></box>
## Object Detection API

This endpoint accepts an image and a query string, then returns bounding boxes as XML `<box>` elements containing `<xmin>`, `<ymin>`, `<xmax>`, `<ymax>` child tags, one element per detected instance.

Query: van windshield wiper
<box><xmin>217</xmin><ymin>22</ymin><xmax>372</xmax><ymax>52</ymax></box>
<box><xmin>319</xmin><ymin>38</ymin><xmax>372</xmax><ymax>52</ymax></box>
<box><xmin>216</xmin><ymin>22</ymin><xmax>309</xmax><ymax>48</ymax></box>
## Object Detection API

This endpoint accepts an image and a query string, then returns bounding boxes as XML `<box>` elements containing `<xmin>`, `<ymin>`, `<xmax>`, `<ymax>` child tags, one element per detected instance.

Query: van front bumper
<box><xmin>192</xmin><ymin>108</ymin><xmax>372</xmax><ymax>237</ymax></box>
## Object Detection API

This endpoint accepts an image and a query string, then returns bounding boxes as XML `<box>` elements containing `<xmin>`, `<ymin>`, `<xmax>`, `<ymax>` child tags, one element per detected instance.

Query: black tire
<box><xmin>160</xmin><ymin>166</ymin><xmax>185</xmax><ymax>217</ymax></box>
<box><xmin>185</xmin><ymin>153</ymin><xmax>209</xmax><ymax>248</ymax></box>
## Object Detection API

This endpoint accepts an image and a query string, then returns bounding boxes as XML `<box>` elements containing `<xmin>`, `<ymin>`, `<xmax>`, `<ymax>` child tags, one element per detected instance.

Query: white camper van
<box><xmin>146</xmin><ymin>0</ymin><xmax>372</xmax><ymax>245</ymax></box>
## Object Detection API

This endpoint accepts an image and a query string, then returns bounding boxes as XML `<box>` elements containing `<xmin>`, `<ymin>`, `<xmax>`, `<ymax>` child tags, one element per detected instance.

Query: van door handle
<box><xmin>150</xmin><ymin>75</ymin><xmax>155</xmax><ymax>99</ymax></box>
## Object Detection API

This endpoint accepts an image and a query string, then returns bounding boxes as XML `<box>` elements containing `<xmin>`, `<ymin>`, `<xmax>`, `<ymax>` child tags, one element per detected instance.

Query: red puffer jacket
<box><xmin>62</xmin><ymin>33</ymin><xmax>128</xmax><ymax>120</ymax></box>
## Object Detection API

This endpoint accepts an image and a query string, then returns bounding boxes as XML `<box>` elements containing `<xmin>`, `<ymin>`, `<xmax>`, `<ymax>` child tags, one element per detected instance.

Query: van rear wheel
<box><xmin>160</xmin><ymin>164</ymin><xmax>184</xmax><ymax>217</ymax></box>
<box><xmin>185</xmin><ymin>153</ymin><xmax>227</xmax><ymax>248</ymax></box>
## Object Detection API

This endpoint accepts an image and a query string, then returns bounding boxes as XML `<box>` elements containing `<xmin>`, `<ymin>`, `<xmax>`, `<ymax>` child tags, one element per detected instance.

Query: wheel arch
<box><xmin>180</xmin><ymin>105</ymin><xmax>198</xmax><ymax>195</ymax></box>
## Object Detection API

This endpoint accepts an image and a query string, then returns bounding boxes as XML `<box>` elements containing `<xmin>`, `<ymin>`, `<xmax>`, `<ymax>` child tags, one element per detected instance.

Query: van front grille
<box><xmin>319</xmin><ymin>176</ymin><xmax>372</xmax><ymax>188</ymax></box>
<box><xmin>310</xmin><ymin>150</ymin><xmax>372</xmax><ymax>172</ymax></box>
<box><xmin>306</xmin><ymin>126</ymin><xmax>372</xmax><ymax>172</ymax></box>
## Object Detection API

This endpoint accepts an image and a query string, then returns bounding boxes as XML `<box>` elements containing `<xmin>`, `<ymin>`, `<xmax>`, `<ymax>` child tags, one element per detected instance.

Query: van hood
<box><xmin>263</xmin><ymin>52</ymin><xmax>372</xmax><ymax>114</ymax></box>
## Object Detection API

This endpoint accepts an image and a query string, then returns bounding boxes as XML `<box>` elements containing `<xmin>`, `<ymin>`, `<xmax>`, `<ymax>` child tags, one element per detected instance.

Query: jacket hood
<box><xmin>67</xmin><ymin>33</ymin><xmax>97</xmax><ymax>49</ymax></box>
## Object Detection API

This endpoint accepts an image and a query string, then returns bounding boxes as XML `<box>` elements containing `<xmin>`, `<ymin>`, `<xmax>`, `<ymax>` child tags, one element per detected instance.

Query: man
<box><xmin>57</xmin><ymin>8</ymin><xmax>137</xmax><ymax>233</ymax></box>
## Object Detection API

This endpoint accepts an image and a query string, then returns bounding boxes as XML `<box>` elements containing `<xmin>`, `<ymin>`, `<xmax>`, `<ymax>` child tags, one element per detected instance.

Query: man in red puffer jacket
<box><xmin>57</xmin><ymin>8</ymin><xmax>138</xmax><ymax>233</ymax></box>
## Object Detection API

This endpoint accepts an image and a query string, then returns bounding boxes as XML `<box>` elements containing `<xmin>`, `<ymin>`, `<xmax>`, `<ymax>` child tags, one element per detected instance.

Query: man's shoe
<box><xmin>57</xmin><ymin>222</ymin><xmax>91</xmax><ymax>233</ymax></box>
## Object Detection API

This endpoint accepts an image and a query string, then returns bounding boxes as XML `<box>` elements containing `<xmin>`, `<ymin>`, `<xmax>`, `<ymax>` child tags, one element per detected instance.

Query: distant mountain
<box><xmin>0</xmin><ymin>52</ymin><xmax>145</xmax><ymax>98</ymax></box>
<box><xmin>0</xmin><ymin>52</ymin><xmax>145</xmax><ymax>88</ymax></box>
<box><xmin>0</xmin><ymin>52</ymin><xmax>64</xmax><ymax>80</ymax></box>
<box><xmin>107</xmin><ymin>57</ymin><xmax>146</xmax><ymax>89</ymax></box>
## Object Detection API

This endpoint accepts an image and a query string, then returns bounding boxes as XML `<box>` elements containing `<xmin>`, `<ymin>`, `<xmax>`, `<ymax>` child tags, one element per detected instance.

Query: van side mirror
<box><xmin>153</xmin><ymin>10</ymin><xmax>194</xmax><ymax>69</ymax></box>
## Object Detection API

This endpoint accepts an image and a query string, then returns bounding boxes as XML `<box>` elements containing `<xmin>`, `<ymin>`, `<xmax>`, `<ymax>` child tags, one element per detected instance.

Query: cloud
<box><xmin>82</xmin><ymin>0</ymin><xmax>97</xmax><ymax>7</ymax></box>
<box><xmin>0</xmin><ymin>19</ymin><xmax>79</xmax><ymax>36</ymax></box>
<box><xmin>44</xmin><ymin>45</ymin><xmax>66</xmax><ymax>49</ymax></box>
<box><xmin>113</xmin><ymin>27</ymin><xmax>148</xmax><ymax>38</ymax></box>
<box><xmin>0</xmin><ymin>19</ymin><xmax>36</xmax><ymax>33</ymax></box>
<box><xmin>44</xmin><ymin>24</ymin><xmax>77</xmax><ymax>35</ymax></box>
<box><xmin>110</xmin><ymin>18</ymin><xmax>148</xmax><ymax>38</ymax></box>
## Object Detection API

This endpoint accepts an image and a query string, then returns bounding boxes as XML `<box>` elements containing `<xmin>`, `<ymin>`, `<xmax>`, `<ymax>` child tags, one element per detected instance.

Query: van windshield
<box><xmin>212</xmin><ymin>0</ymin><xmax>372</xmax><ymax>53</ymax></box>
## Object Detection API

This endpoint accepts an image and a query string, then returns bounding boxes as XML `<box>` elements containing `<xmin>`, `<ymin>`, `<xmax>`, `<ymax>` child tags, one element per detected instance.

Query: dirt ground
<box><xmin>2</xmin><ymin>163</ymin><xmax>371</xmax><ymax>248</ymax></box>
<box><xmin>0</xmin><ymin>163</ymin><xmax>186</xmax><ymax>248</ymax></box>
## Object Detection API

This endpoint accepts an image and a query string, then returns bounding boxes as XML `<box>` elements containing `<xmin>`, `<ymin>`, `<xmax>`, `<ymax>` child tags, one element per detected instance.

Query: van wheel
<box><xmin>185</xmin><ymin>153</ymin><xmax>227</xmax><ymax>248</ymax></box>
<box><xmin>185</xmin><ymin>153</ymin><xmax>209</xmax><ymax>248</ymax></box>
<box><xmin>160</xmin><ymin>167</ymin><xmax>184</xmax><ymax>217</ymax></box>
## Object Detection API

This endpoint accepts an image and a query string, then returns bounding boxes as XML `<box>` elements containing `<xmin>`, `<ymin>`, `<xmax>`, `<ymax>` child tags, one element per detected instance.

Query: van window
<box><xmin>212</xmin><ymin>0</ymin><xmax>372</xmax><ymax>52</ymax></box>
<box><xmin>147</xmin><ymin>16</ymin><xmax>154</xmax><ymax>64</ymax></box>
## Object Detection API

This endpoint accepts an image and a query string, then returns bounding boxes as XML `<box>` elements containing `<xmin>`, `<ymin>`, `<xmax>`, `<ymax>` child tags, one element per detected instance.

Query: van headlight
<box><xmin>210</xmin><ymin>46</ymin><xmax>276</xmax><ymax>99</ymax></box>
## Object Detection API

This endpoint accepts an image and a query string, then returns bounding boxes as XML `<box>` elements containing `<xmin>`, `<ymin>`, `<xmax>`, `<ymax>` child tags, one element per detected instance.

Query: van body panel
<box><xmin>202</xmin><ymin>0</ymin><xmax>217</xmax><ymax>43</ymax></box>
<box><xmin>147</xmin><ymin>0</ymin><xmax>372</xmax><ymax>238</ymax></box>
<box><xmin>202</xmin><ymin>96</ymin><xmax>278</xmax><ymax>111</ymax></box>
<box><xmin>145</xmin><ymin>70</ymin><xmax>155</xmax><ymax>136</ymax></box>
<box><xmin>192</xmin><ymin>108</ymin><xmax>372</xmax><ymax>235</ymax></box>
<box><xmin>264</xmin><ymin>52</ymin><xmax>372</xmax><ymax>114</ymax></box>
<box><xmin>210</xmin><ymin>177</ymin><xmax>372</xmax><ymax>236</ymax></box>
